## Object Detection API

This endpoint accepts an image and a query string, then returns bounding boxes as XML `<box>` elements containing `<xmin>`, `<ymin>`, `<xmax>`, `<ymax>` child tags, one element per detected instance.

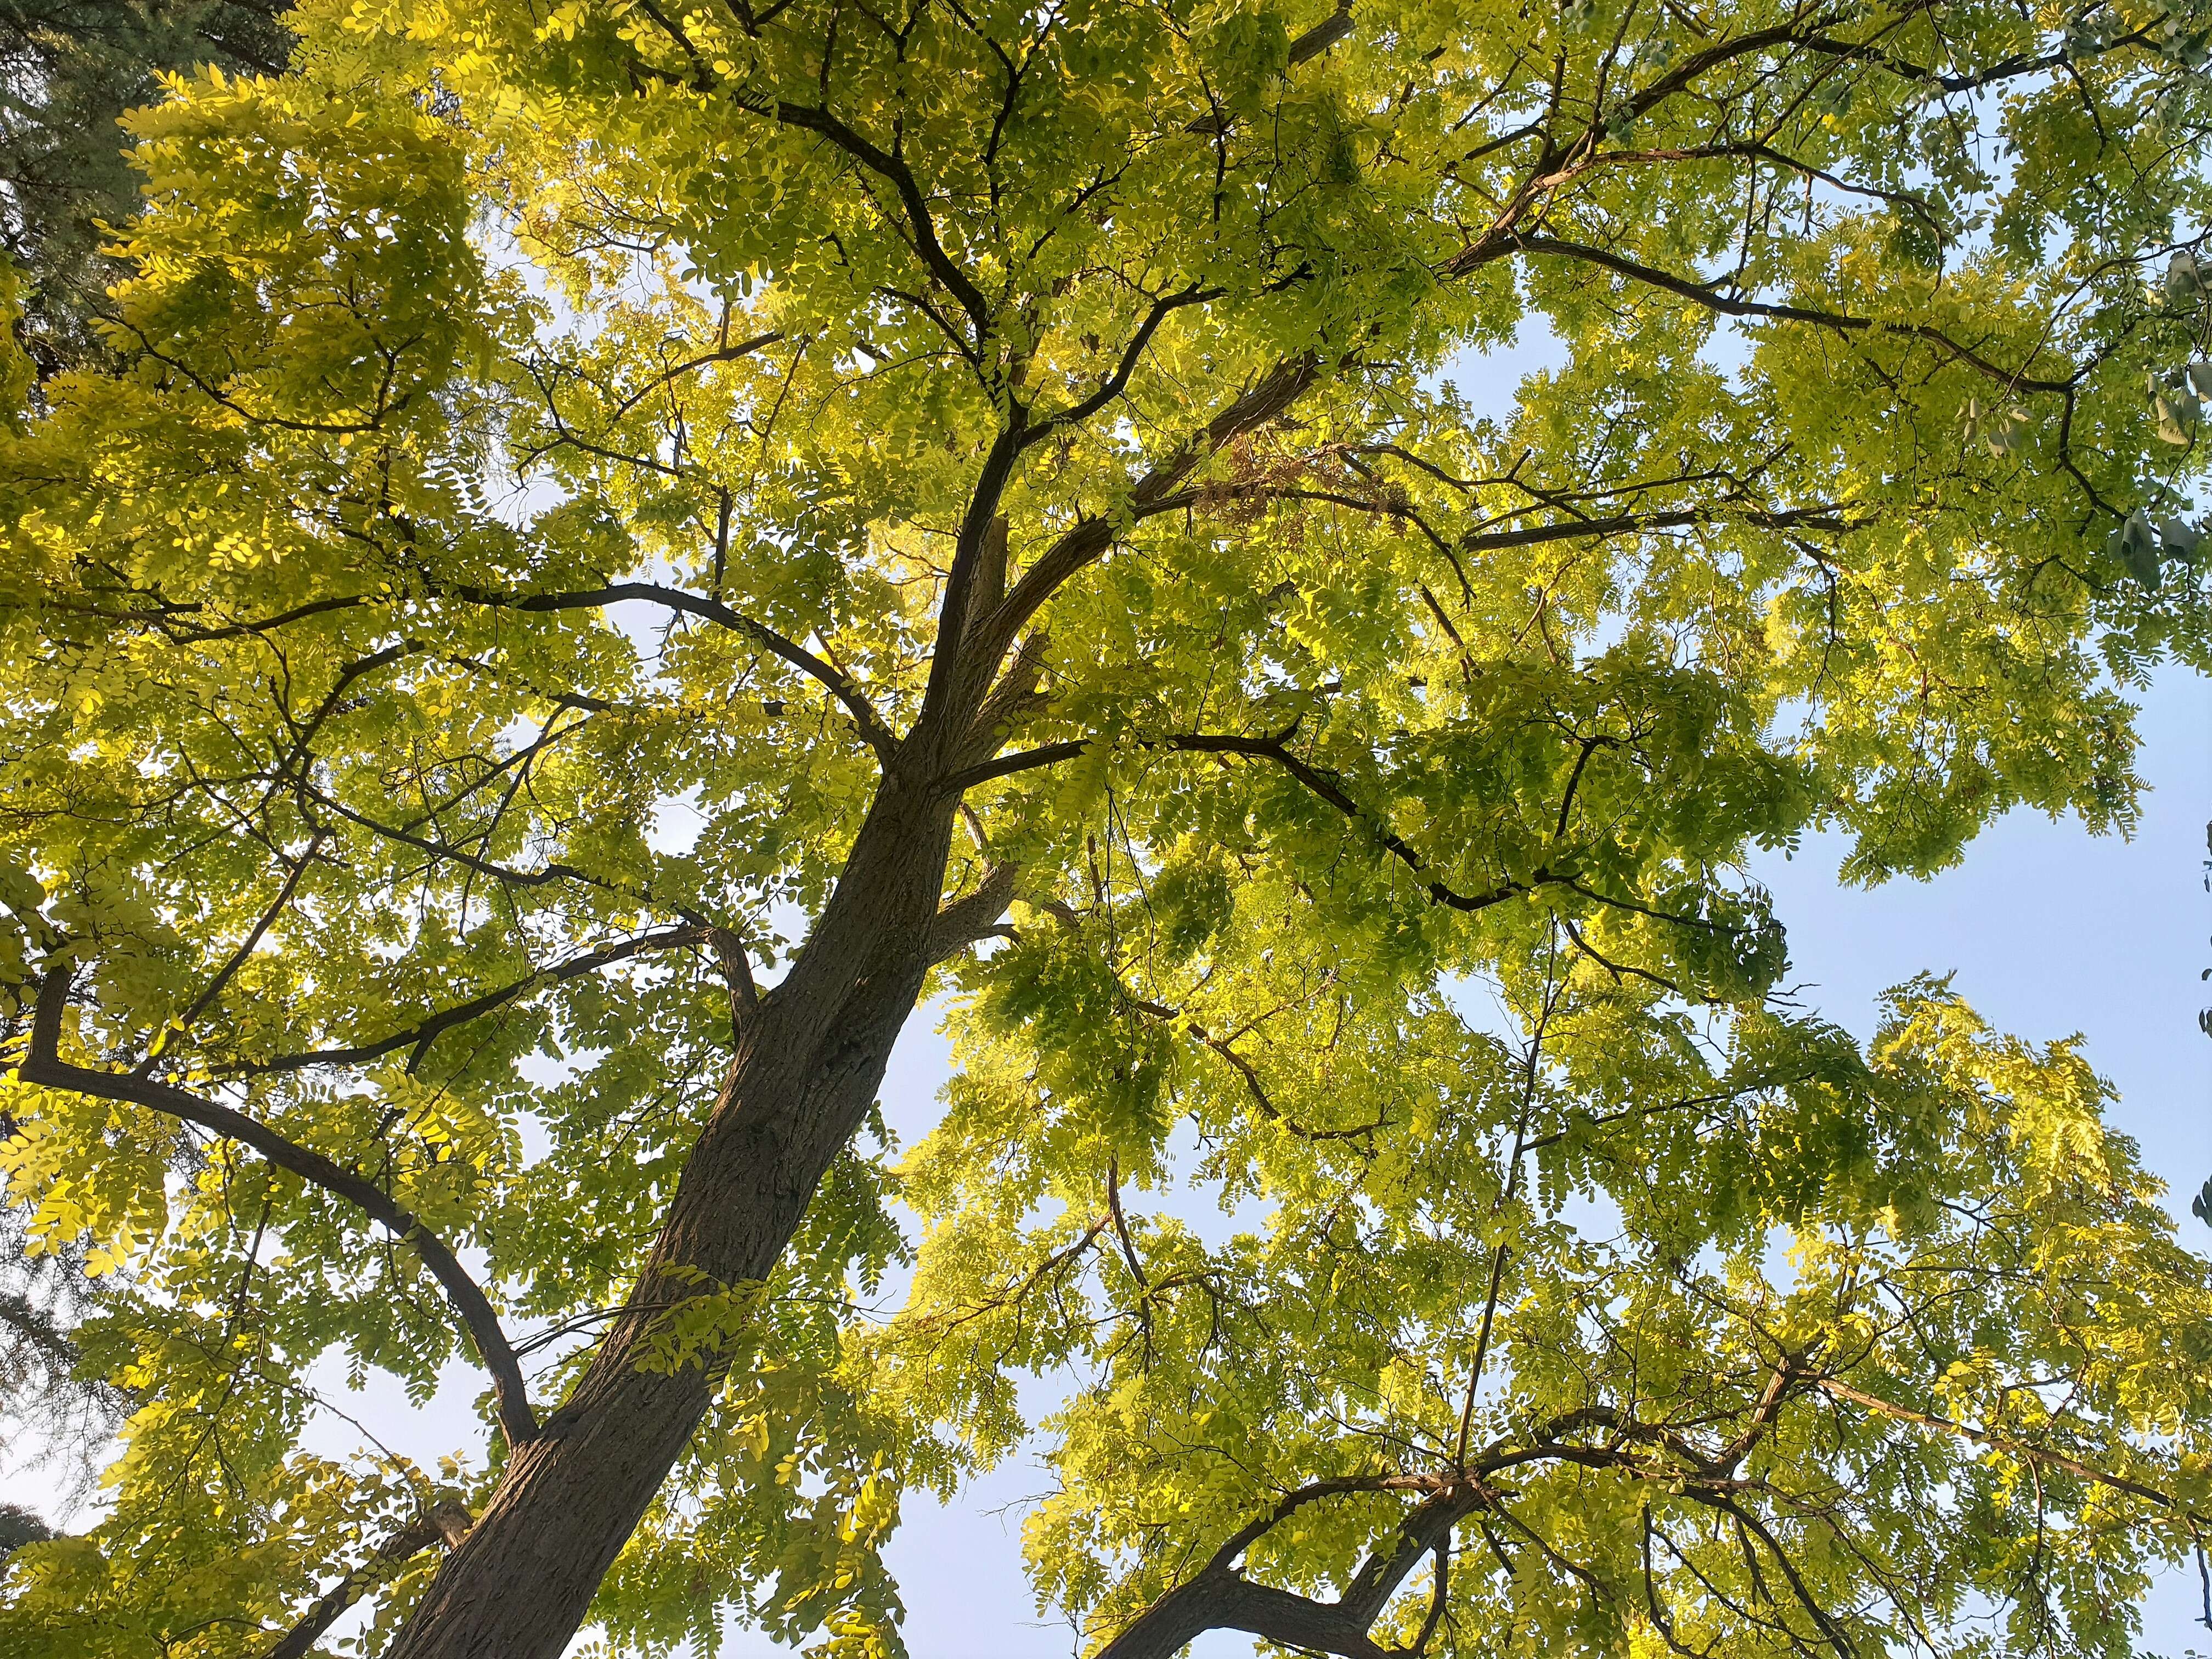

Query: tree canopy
<box><xmin>3</xmin><ymin>0</ymin><xmax>2212</xmax><ymax>1656</ymax></box>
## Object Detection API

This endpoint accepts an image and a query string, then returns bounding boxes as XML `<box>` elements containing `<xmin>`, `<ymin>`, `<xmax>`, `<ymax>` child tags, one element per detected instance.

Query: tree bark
<box><xmin>1091</xmin><ymin>1571</ymin><xmax>1395</xmax><ymax>1659</ymax></box>
<box><xmin>1091</xmin><ymin>1483</ymin><xmax>1475</xmax><ymax>1659</ymax></box>
<box><xmin>384</xmin><ymin>777</ymin><xmax>959</xmax><ymax>1659</ymax></box>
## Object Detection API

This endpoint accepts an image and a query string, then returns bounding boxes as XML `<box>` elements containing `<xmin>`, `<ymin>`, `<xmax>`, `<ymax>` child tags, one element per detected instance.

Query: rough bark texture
<box><xmin>385</xmin><ymin>779</ymin><xmax>957</xmax><ymax>1659</ymax></box>
<box><xmin>1090</xmin><ymin>1571</ymin><xmax>1398</xmax><ymax>1659</ymax></box>
<box><xmin>1091</xmin><ymin>1486</ymin><xmax>1474</xmax><ymax>1659</ymax></box>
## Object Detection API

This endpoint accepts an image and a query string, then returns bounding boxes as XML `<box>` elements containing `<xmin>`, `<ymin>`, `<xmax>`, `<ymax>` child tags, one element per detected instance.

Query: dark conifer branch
<box><xmin>264</xmin><ymin>1503</ymin><xmax>473</xmax><ymax>1659</ymax></box>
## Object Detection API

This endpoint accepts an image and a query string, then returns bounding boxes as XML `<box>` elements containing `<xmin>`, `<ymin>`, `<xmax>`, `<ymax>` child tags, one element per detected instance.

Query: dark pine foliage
<box><xmin>0</xmin><ymin>0</ymin><xmax>291</xmax><ymax>370</ymax></box>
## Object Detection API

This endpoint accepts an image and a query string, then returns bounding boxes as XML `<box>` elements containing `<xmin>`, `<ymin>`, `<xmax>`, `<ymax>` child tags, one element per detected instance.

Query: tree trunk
<box><xmin>385</xmin><ymin>777</ymin><xmax>957</xmax><ymax>1659</ymax></box>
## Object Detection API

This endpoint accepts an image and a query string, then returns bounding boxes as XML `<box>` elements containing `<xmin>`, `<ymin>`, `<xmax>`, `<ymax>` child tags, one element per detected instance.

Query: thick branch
<box><xmin>16</xmin><ymin>970</ymin><xmax>539</xmax><ymax>1448</ymax></box>
<box><xmin>1094</xmin><ymin>1474</ymin><xmax>1458</xmax><ymax>1659</ymax></box>
<box><xmin>1614</xmin><ymin>19</ymin><xmax>1844</xmax><ymax>127</ymax></box>
<box><xmin>1209</xmin><ymin>1581</ymin><xmax>1397</xmax><ymax>1658</ymax></box>
<box><xmin>235</xmin><ymin>926</ymin><xmax>702</xmax><ymax>1077</ymax></box>
<box><xmin>926</xmin><ymin>861</ymin><xmax>1019</xmax><ymax>962</ymax></box>
<box><xmin>447</xmin><ymin>582</ymin><xmax>899</xmax><ymax>761</ymax></box>
<box><xmin>1336</xmin><ymin>1484</ymin><xmax>1486</xmax><ymax>1627</ymax></box>
<box><xmin>266</xmin><ymin>1503</ymin><xmax>472</xmax><ymax>1659</ymax></box>
<box><xmin>1287</xmin><ymin>0</ymin><xmax>1355</xmax><ymax>65</ymax></box>
<box><xmin>968</xmin><ymin>355</ymin><xmax>1321</xmax><ymax>683</ymax></box>
<box><xmin>1460</xmin><ymin>501</ymin><xmax>1854</xmax><ymax>555</ymax></box>
<box><xmin>1092</xmin><ymin>1392</ymin><xmax>1844</xmax><ymax>1659</ymax></box>
<box><xmin>1096</xmin><ymin>1480</ymin><xmax>1488</xmax><ymax>1659</ymax></box>
<box><xmin>921</xmin><ymin>429</ymin><xmax>1026</xmax><ymax>737</ymax></box>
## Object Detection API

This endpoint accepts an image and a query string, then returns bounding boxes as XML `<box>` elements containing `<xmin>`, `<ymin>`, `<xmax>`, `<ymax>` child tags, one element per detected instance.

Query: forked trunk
<box><xmin>385</xmin><ymin>781</ymin><xmax>958</xmax><ymax>1659</ymax></box>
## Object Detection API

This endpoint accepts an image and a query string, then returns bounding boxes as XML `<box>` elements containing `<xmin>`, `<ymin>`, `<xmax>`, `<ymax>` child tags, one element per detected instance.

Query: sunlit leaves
<box><xmin>2</xmin><ymin>0</ymin><xmax>2211</xmax><ymax>1654</ymax></box>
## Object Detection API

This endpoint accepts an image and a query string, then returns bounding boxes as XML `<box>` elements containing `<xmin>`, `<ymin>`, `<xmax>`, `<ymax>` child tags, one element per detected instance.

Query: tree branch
<box><xmin>946</xmin><ymin>730</ymin><xmax>1526</xmax><ymax>911</ymax></box>
<box><xmin>599</xmin><ymin>330</ymin><xmax>784</xmax><ymax>423</ymax></box>
<box><xmin>926</xmin><ymin>861</ymin><xmax>1020</xmax><ymax>963</ymax></box>
<box><xmin>1508</xmin><ymin>234</ymin><xmax>2075</xmax><ymax>394</ymax></box>
<box><xmin>1031</xmin><ymin>284</ymin><xmax>1222</xmax><ymax>434</ymax></box>
<box><xmin>767</xmin><ymin>101</ymin><xmax>995</xmax><ymax>344</ymax></box>
<box><xmin>160</xmin><ymin>832</ymin><xmax>328</xmax><ymax>1058</ymax></box>
<box><xmin>1093</xmin><ymin>1473</ymin><xmax>1482</xmax><ymax>1659</ymax></box>
<box><xmin>920</xmin><ymin>429</ymin><xmax>1026</xmax><ymax>738</ymax></box>
<box><xmin>1092</xmin><ymin>1387</ymin><xmax>1858</xmax><ymax>1659</ymax></box>
<box><xmin>266</xmin><ymin>1502</ymin><xmax>472</xmax><ymax>1659</ymax></box>
<box><xmin>1288</xmin><ymin>0</ymin><xmax>1355</xmax><ymax>65</ymax></box>
<box><xmin>234</xmin><ymin>926</ymin><xmax>704</xmax><ymax>1076</ymax></box>
<box><xmin>1813</xmin><ymin>1376</ymin><xmax>2201</xmax><ymax>1518</ymax></box>
<box><xmin>1122</xmin><ymin>990</ymin><xmax>1383</xmax><ymax>1141</ymax></box>
<box><xmin>1188</xmin><ymin>0</ymin><xmax>1357</xmax><ymax>132</ymax></box>
<box><xmin>445</xmin><ymin>582</ymin><xmax>899</xmax><ymax>762</ymax></box>
<box><xmin>967</xmin><ymin>354</ymin><xmax>1322</xmax><ymax>684</ymax></box>
<box><xmin>15</xmin><ymin>968</ymin><xmax>540</xmax><ymax>1448</ymax></box>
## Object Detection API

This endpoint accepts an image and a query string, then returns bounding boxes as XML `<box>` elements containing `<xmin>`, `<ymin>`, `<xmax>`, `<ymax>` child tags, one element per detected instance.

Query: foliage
<box><xmin>0</xmin><ymin>0</ymin><xmax>2209</xmax><ymax>1654</ymax></box>
<box><xmin>899</xmin><ymin>956</ymin><xmax>2212</xmax><ymax>1657</ymax></box>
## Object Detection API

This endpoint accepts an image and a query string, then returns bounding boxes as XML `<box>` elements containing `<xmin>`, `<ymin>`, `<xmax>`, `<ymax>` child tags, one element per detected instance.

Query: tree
<box><xmin>2</xmin><ymin>0</ymin><xmax>2211</xmax><ymax>1655</ymax></box>
<box><xmin>0</xmin><ymin>0</ymin><xmax>292</xmax><ymax>371</ymax></box>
